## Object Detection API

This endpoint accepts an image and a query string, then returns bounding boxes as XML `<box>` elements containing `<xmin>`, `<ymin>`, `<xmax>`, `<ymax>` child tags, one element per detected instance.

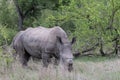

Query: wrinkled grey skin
<box><xmin>11</xmin><ymin>31</ymin><xmax>25</xmax><ymax>58</ymax></box>
<box><xmin>12</xmin><ymin>26</ymin><xmax>76</xmax><ymax>72</ymax></box>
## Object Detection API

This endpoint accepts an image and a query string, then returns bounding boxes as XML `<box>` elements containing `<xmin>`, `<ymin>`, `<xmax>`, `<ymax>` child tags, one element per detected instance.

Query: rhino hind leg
<box><xmin>20</xmin><ymin>50</ymin><xmax>31</xmax><ymax>66</ymax></box>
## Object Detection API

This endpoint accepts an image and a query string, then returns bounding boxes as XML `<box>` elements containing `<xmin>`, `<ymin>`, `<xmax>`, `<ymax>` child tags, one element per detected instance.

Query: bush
<box><xmin>0</xmin><ymin>25</ymin><xmax>17</xmax><ymax>46</ymax></box>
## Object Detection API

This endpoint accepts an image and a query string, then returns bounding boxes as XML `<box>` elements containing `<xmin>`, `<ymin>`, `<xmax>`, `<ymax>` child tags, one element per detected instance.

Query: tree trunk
<box><xmin>18</xmin><ymin>14</ymin><xmax>24</xmax><ymax>31</ymax></box>
<box><xmin>115</xmin><ymin>36</ymin><xmax>119</xmax><ymax>55</ymax></box>
<box><xmin>99</xmin><ymin>42</ymin><xmax>105</xmax><ymax>56</ymax></box>
<box><xmin>13</xmin><ymin>0</ymin><xmax>24</xmax><ymax>31</ymax></box>
<box><xmin>99</xmin><ymin>38</ymin><xmax>105</xmax><ymax>56</ymax></box>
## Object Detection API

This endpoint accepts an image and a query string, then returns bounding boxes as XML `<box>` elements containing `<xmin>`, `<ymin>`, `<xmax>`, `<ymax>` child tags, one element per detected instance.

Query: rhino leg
<box><xmin>54</xmin><ymin>58</ymin><xmax>60</xmax><ymax>66</ymax></box>
<box><xmin>20</xmin><ymin>50</ymin><xmax>31</xmax><ymax>66</ymax></box>
<box><xmin>53</xmin><ymin>53</ymin><xmax>60</xmax><ymax>66</ymax></box>
<box><xmin>42</xmin><ymin>53</ymin><xmax>50</xmax><ymax>67</ymax></box>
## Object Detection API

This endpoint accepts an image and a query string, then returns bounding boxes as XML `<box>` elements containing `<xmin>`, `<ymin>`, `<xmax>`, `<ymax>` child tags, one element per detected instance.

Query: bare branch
<box><xmin>73</xmin><ymin>43</ymin><xmax>99</xmax><ymax>57</ymax></box>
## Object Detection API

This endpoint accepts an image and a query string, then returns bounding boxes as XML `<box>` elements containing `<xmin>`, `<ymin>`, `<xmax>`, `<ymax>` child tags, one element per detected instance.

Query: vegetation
<box><xmin>0</xmin><ymin>56</ymin><xmax>120</xmax><ymax>80</ymax></box>
<box><xmin>0</xmin><ymin>0</ymin><xmax>120</xmax><ymax>79</ymax></box>
<box><xmin>0</xmin><ymin>0</ymin><xmax>120</xmax><ymax>56</ymax></box>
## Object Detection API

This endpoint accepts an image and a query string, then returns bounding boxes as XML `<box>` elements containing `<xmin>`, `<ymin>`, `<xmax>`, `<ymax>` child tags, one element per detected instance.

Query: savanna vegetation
<box><xmin>0</xmin><ymin>0</ymin><xmax>120</xmax><ymax>80</ymax></box>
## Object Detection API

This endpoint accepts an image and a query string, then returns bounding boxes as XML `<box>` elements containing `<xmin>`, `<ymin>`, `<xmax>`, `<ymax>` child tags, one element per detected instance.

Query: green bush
<box><xmin>0</xmin><ymin>25</ymin><xmax>17</xmax><ymax>46</ymax></box>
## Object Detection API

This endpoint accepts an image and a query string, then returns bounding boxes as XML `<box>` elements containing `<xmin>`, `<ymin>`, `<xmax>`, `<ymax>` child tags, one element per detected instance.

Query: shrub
<box><xmin>0</xmin><ymin>25</ymin><xmax>17</xmax><ymax>46</ymax></box>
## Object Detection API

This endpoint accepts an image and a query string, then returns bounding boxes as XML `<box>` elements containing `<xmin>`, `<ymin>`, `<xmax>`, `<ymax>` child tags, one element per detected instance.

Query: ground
<box><xmin>0</xmin><ymin>55</ymin><xmax>120</xmax><ymax>80</ymax></box>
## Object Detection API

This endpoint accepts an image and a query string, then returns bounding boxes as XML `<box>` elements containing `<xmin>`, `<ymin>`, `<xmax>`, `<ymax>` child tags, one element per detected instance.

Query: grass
<box><xmin>0</xmin><ymin>47</ymin><xmax>120</xmax><ymax>80</ymax></box>
<box><xmin>74</xmin><ymin>56</ymin><xmax>119</xmax><ymax>62</ymax></box>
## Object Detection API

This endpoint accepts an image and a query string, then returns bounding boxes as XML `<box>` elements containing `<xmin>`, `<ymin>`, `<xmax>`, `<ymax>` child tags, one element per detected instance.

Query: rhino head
<box><xmin>57</xmin><ymin>37</ymin><xmax>76</xmax><ymax>72</ymax></box>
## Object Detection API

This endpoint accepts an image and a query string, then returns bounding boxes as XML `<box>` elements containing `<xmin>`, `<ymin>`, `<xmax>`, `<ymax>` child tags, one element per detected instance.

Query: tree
<box><xmin>13</xmin><ymin>0</ymin><xmax>37</xmax><ymax>30</ymax></box>
<box><xmin>13</xmin><ymin>0</ymin><xmax>59</xmax><ymax>31</ymax></box>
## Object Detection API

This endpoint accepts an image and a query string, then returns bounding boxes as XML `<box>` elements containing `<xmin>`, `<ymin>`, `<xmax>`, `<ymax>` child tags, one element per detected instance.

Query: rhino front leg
<box><xmin>42</xmin><ymin>53</ymin><xmax>50</xmax><ymax>67</ymax></box>
<box><xmin>53</xmin><ymin>53</ymin><xmax>60</xmax><ymax>66</ymax></box>
<box><xmin>54</xmin><ymin>58</ymin><xmax>60</xmax><ymax>66</ymax></box>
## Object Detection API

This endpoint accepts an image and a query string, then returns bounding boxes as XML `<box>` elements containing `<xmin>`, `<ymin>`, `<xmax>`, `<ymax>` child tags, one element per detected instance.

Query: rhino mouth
<box><xmin>61</xmin><ymin>57</ymin><xmax>73</xmax><ymax>72</ymax></box>
<box><xmin>68</xmin><ymin>63</ymin><xmax>73</xmax><ymax>72</ymax></box>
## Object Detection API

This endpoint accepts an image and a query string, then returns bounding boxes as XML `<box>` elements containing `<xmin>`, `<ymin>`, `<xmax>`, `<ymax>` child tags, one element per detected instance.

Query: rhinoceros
<box><xmin>11</xmin><ymin>30</ymin><xmax>26</xmax><ymax>56</ymax></box>
<box><xmin>12</xmin><ymin>26</ymin><xmax>76</xmax><ymax>71</ymax></box>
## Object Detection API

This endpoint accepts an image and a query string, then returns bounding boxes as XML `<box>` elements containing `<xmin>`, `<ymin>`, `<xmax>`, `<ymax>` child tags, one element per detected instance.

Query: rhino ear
<box><xmin>57</xmin><ymin>36</ymin><xmax>63</xmax><ymax>44</ymax></box>
<box><xmin>71</xmin><ymin>37</ymin><xmax>76</xmax><ymax>45</ymax></box>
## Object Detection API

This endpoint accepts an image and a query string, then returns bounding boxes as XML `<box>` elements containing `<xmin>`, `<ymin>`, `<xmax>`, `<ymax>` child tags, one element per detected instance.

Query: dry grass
<box><xmin>0</xmin><ymin>46</ymin><xmax>120</xmax><ymax>80</ymax></box>
<box><xmin>0</xmin><ymin>56</ymin><xmax>120</xmax><ymax>80</ymax></box>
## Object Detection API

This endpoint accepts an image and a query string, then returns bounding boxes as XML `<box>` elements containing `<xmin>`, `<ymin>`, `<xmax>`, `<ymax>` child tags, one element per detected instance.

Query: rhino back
<box><xmin>21</xmin><ymin>27</ymin><xmax>66</xmax><ymax>57</ymax></box>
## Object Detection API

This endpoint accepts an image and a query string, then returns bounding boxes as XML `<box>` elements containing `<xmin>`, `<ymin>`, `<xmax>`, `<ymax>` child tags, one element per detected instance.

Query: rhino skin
<box><xmin>11</xmin><ymin>31</ymin><xmax>25</xmax><ymax>58</ymax></box>
<box><xmin>12</xmin><ymin>26</ymin><xmax>76</xmax><ymax>72</ymax></box>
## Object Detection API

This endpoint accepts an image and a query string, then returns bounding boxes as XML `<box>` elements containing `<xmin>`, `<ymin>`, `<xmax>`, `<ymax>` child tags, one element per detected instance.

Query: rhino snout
<box><xmin>67</xmin><ymin>59</ymin><xmax>73</xmax><ymax>72</ymax></box>
<box><xmin>68</xmin><ymin>59</ymin><xmax>73</xmax><ymax>64</ymax></box>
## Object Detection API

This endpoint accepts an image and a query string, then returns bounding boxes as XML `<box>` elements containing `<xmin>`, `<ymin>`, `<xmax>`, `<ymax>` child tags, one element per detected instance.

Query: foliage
<box><xmin>0</xmin><ymin>25</ymin><xmax>17</xmax><ymax>45</ymax></box>
<box><xmin>0</xmin><ymin>0</ymin><xmax>120</xmax><ymax>55</ymax></box>
<box><xmin>0</xmin><ymin>0</ymin><xmax>17</xmax><ymax>28</ymax></box>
